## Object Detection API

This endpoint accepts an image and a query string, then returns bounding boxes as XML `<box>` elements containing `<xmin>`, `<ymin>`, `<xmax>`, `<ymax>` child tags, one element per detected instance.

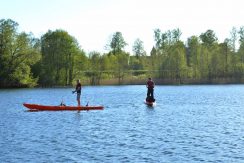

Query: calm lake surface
<box><xmin>0</xmin><ymin>85</ymin><xmax>244</xmax><ymax>162</ymax></box>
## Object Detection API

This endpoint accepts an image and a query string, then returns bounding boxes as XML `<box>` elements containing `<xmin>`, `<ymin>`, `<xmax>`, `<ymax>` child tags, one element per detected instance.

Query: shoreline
<box><xmin>1</xmin><ymin>79</ymin><xmax>244</xmax><ymax>89</ymax></box>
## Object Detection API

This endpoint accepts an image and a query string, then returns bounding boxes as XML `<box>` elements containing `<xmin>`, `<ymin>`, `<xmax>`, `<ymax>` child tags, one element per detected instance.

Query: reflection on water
<box><xmin>1</xmin><ymin>85</ymin><xmax>244</xmax><ymax>162</ymax></box>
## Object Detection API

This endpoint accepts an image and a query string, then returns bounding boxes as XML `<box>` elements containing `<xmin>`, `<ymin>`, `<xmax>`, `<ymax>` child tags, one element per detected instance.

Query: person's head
<box><xmin>148</xmin><ymin>77</ymin><xmax>152</xmax><ymax>81</ymax></box>
<box><xmin>76</xmin><ymin>79</ymin><xmax>80</xmax><ymax>83</ymax></box>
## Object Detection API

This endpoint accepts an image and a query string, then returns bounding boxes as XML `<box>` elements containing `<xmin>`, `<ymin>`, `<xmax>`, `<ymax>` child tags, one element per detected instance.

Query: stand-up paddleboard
<box><xmin>23</xmin><ymin>103</ymin><xmax>104</xmax><ymax>111</ymax></box>
<box><xmin>145</xmin><ymin>97</ymin><xmax>156</xmax><ymax>107</ymax></box>
<box><xmin>144</xmin><ymin>100</ymin><xmax>156</xmax><ymax>107</ymax></box>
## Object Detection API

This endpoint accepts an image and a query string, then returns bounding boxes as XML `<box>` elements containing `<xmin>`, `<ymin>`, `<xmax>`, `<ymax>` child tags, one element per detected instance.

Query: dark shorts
<box><xmin>77</xmin><ymin>93</ymin><xmax>81</xmax><ymax>100</ymax></box>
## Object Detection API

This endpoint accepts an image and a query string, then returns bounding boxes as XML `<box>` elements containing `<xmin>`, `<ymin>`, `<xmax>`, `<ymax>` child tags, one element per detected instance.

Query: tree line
<box><xmin>0</xmin><ymin>19</ymin><xmax>244</xmax><ymax>88</ymax></box>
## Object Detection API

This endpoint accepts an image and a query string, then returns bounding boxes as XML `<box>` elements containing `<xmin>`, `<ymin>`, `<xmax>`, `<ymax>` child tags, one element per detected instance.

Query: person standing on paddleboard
<box><xmin>146</xmin><ymin>78</ymin><xmax>155</xmax><ymax>100</ymax></box>
<box><xmin>73</xmin><ymin>79</ymin><xmax>82</xmax><ymax>106</ymax></box>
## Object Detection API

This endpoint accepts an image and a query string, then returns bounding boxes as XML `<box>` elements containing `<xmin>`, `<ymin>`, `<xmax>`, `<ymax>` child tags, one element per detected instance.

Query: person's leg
<box><xmin>78</xmin><ymin>99</ymin><xmax>80</xmax><ymax>106</ymax></box>
<box><xmin>147</xmin><ymin>88</ymin><xmax>150</xmax><ymax>97</ymax></box>
<box><xmin>151</xmin><ymin>89</ymin><xmax>154</xmax><ymax>99</ymax></box>
<box><xmin>77</xmin><ymin>93</ymin><xmax>81</xmax><ymax>106</ymax></box>
<box><xmin>148</xmin><ymin>88</ymin><xmax>152</xmax><ymax>97</ymax></box>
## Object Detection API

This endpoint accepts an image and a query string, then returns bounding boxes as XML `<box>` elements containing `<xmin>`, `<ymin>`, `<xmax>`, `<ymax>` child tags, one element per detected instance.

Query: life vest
<box><xmin>147</xmin><ymin>80</ymin><xmax>154</xmax><ymax>89</ymax></box>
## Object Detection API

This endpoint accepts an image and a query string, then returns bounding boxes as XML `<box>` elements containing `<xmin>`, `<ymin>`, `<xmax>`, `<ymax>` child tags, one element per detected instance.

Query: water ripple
<box><xmin>1</xmin><ymin>85</ymin><xmax>244</xmax><ymax>162</ymax></box>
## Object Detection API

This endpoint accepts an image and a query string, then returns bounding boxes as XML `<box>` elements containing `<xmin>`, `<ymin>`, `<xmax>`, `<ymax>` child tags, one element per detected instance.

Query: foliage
<box><xmin>0</xmin><ymin>19</ymin><xmax>41</xmax><ymax>87</ymax></box>
<box><xmin>132</xmin><ymin>38</ymin><xmax>146</xmax><ymax>58</ymax></box>
<box><xmin>1</xmin><ymin>19</ymin><xmax>244</xmax><ymax>87</ymax></box>
<box><xmin>39</xmin><ymin>29</ymin><xmax>82</xmax><ymax>86</ymax></box>
<box><xmin>109</xmin><ymin>31</ymin><xmax>127</xmax><ymax>55</ymax></box>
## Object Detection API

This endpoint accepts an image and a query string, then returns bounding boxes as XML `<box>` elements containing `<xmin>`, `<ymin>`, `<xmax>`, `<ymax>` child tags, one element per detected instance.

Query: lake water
<box><xmin>0</xmin><ymin>85</ymin><xmax>244</xmax><ymax>162</ymax></box>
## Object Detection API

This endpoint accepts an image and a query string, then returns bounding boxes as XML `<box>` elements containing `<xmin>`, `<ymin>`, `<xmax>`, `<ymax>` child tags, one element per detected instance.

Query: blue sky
<box><xmin>1</xmin><ymin>0</ymin><xmax>244</xmax><ymax>54</ymax></box>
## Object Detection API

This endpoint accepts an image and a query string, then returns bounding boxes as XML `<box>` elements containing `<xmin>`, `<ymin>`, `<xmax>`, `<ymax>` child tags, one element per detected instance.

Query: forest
<box><xmin>0</xmin><ymin>19</ymin><xmax>244</xmax><ymax>88</ymax></box>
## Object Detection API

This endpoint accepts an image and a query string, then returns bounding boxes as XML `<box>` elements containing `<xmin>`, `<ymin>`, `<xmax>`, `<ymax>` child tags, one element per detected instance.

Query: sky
<box><xmin>1</xmin><ymin>0</ymin><xmax>244</xmax><ymax>54</ymax></box>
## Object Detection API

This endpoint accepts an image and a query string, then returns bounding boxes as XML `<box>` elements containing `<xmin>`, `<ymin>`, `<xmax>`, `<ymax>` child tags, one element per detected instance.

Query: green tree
<box><xmin>154</xmin><ymin>29</ymin><xmax>162</xmax><ymax>49</ymax></box>
<box><xmin>200</xmin><ymin>30</ymin><xmax>219</xmax><ymax>80</ymax></box>
<box><xmin>187</xmin><ymin>36</ymin><xmax>201</xmax><ymax>78</ymax></box>
<box><xmin>150</xmin><ymin>46</ymin><xmax>158</xmax><ymax>71</ymax></box>
<box><xmin>87</xmin><ymin>51</ymin><xmax>102</xmax><ymax>85</ymax></box>
<box><xmin>230</xmin><ymin>27</ymin><xmax>237</xmax><ymax>52</ymax></box>
<box><xmin>236</xmin><ymin>27</ymin><xmax>244</xmax><ymax>78</ymax></box>
<box><xmin>109</xmin><ymin>31</ymin><xmax>127</xmax><ymax>55</ymax></box>
<box><xmin>172</xmin><ymin>28</ymin><xmax>182</xmax><ymax>43</ymax></box>
<box><xmin>238</xmin><ymin>26</ymin><xmax>244</xmax><ymax>43</ymax></box>
<box><xmin>200</xmin><ymin>30</ymin><xmax>218</xmax><ymax>47</ymax></box>
<box><xmin>40</xmin><ymin>29</ymin><xmax>81</xmax><ymax>86</ymax></box>
<box><xmin>132</xmin><ymin>38</ymin><xmax>146</xmax><ymax>58</ymax></box>
<box><xmin>117</xmin><ymin>52</ymin><xmax>130</xmax><ymax>84</ymax></box>
<box><xmin>72</xmin><ymin>49</ymin><xmax>88</xmax><ymax>82</ymax></box>
<box><xmin>0</xmin><ymin>19</ymin><xmax>41</xmax><ymax>87</ymax></box>
<box><xmin>161</xmin><ymin>41</ymin><xmax>188</xmax><ymax>80</ymax></box>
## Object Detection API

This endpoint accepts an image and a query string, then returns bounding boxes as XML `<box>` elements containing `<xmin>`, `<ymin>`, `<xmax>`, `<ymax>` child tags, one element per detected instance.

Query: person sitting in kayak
<box><xmin>72</xmin><ymin>79</ymin><xmax>82</xmax><ymax>106</ymax></box>
<box><xmin>146</xmin><ymin>77</ymin><xmax>155</xmax><ymax>102</ymax></box>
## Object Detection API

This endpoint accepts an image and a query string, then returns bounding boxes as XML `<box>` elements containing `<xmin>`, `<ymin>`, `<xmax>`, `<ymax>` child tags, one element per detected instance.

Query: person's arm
<box><xmin>72</xmin><ymin>85</ymin><xmax>78</xmax><ymax>93</ymax></box>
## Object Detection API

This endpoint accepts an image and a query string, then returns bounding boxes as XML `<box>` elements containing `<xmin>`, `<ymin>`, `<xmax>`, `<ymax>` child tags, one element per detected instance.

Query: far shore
<box><xmin>1</xmin><ymin>77</ymin><xmax>244</xmax><ymax>89</ymax></box>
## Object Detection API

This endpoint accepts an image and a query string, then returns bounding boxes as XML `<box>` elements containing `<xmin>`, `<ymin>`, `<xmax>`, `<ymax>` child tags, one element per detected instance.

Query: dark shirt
<box><xmin>76</xmin><ymin>83</ymin><xmax>81</xmax><ymax>93</ymax></box>
<box><xmin>147</xmin><ymin>80</ymin><xmax>154</xmax><ymax>89</ymax></box>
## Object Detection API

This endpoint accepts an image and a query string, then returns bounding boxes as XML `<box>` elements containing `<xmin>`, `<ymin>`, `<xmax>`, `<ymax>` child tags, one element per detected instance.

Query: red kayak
<box><xmin>23</xmin><ymin>103</ymin><xmax>104</xmax><ymax>111</ymax></box>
